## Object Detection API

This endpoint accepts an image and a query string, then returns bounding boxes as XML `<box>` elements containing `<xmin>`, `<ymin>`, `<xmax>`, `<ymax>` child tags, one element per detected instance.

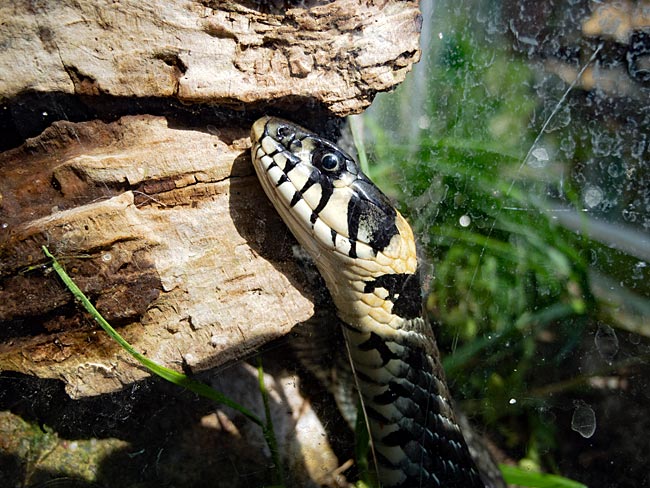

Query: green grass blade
<box><xmin>350</xmin><ymin>115</ymin><xmax>370</xmax><ymax>175</ymax></box>
<box><xmin>353</xmin><ymin>400</ymin><xmax>375</xmax><ymax>487</ymax></box>
<box><xmin>257</xmin><ymin>358</ymin><xmax>285</xmax><ymax>486</ymax></box>
<box><xmin>41</xmin><ymin>245</ymin><xmax>263</xmax><ymax>426</ymax></box>
<box><xmin>501</xmin><ymin>464</ymin><xmax>587</xmax><ymax>488</ymax></box>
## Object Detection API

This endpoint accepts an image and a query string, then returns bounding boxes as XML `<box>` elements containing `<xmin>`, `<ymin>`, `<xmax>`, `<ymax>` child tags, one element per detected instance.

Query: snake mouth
<box><xmin>251</xmin><ymin>116</ymin><xmax>399</xmax><ymax>260</ymax></box>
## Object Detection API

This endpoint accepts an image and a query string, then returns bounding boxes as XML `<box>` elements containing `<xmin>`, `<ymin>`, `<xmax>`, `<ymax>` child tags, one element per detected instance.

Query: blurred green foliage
<box><xmin>359</xmin><ymin>1</ymin><xmax>649</xmax><ymax>480</ymax></box>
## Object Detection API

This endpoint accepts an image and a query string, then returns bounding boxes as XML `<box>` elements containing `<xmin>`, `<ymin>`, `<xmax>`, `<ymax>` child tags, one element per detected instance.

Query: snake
<box><xmin>251</xmin><ymin>116</ymin><xmax>489</xmax><ymax>487</ymax></box>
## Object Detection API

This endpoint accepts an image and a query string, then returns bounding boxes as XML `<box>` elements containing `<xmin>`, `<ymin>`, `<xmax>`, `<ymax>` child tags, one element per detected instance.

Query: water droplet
<box><xmin>607</xmin><ymin>162</ymin><xmax>623</xmax><ymax>178</ymax></box>
<box><xmin>631</xmin><ymin>136</ymin><xmax>646</xmax><ymax>160</ymax></box>
<box><xmin>560</xmin><ymin>135</ymin><xmax>576</xmax><ymax>157</ymax></box>
<box><xmin>583</xmin><ymin>185</ymin><xmax>603</xmax><ymax>208</ymax></box>
<box><xmin>622</xmin><ymin>208</ymin><xmax>638</xmax><ymax>222</ymax></box>
<box><xmin>206</xmin><ymin>125</ymin><xmax>221</xmax><ymax>136</ymax></box>
<box><xmin>459</xmin><ymin>215</ymin><xmax>471</xmax><ymax>227</ymax></box>
<box><xmin>527</xmin><ymin>147</ymin><xmax>549</xmax><ymax>168</ymax></box>
<box><xmin>102</xmin><ymin>253</ymin><xmax>112</xmax><ymax>262</ymax></box>
<box><xmin>571</xmin><ymin>401</ymin><xmax>596</xmax><ymax>438</ymax></box>
<box><xmin>632</xmin><ymin>261</ymin><xmax>647</xmax><ymax>280</ymax></box>
<box><xmin>509</xmin><ymin>398</ymin><xmax>517</xmax><ymax>405</ymax></box>
<box><xmin>595</xmin><ymin>323</ymin><xmax>618</xmax><ymax>363</ymax></box>
<box><xmin>418</xmin><ymin>115</ymin><xmax>431</xmax><ymax>130</ymax></box>
<box><xmin>592</xmin><ymin>131</ymin><xmax>614</xmax><ymax>157</ymax></box>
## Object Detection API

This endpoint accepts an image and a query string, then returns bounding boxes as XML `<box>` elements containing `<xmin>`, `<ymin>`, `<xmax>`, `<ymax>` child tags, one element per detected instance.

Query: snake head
<box><xmin>251</xmin><ymin>116</ymin><xmax>407</xmax><ymax>266</ymax></box>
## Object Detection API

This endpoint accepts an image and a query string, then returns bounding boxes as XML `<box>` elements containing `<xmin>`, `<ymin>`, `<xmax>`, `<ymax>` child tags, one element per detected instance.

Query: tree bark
<box><xmin>2</xmin><ymin>0</ymin><xmax>421</xmax><ymax>148</ymax></box>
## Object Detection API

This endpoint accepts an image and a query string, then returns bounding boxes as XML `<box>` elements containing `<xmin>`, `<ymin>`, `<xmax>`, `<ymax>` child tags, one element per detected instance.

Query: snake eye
<box><xmin>318</xmin><ymin>152</ymin><xmax>341</xmax><ymax>172</ymax></box>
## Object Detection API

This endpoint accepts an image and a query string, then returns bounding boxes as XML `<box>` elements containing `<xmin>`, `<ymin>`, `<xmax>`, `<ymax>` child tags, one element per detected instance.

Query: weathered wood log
<box><xmin>2</xmin><ymin>0</ymin><xmax>421</xmax><ymax>147</ymax></box>
<box><xmin>1</xmin><ymin>0</ymin><xmax>420</xmax><ymax>398</ymax></box>
<box><xmin>1</xmin><ymin>114</ymin><xmax>317</xmax><ymax>397</ymax></box>
<box><xmin>1</xmin><ymin>1</ymin><xmax>420</xmax><ymax>484</ymax></box>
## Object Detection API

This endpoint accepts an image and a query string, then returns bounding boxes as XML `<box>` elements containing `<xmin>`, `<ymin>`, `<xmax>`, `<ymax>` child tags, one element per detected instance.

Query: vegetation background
<box><xmin>360</xmin><ymin>1</ymin><xmax>650</xmax><ymax>487</ymax></box>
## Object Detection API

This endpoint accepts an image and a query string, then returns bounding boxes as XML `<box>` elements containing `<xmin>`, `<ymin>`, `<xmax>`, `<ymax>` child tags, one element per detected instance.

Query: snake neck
<box><xmin>333</xmin><ymin>267</ymin><xmax>484</xmax><ymax>487</ymax></box>
<box><xmin>345</xmin><ymin>319</ymin><xmax>485</xmax><ymax>488</ymax></box>
<box><xmin>311</xmin><ymin>211</ymin><xmax>420</xmax><ymax>334</ymax></box>
<box><xmin>313</xmin><ymin>231</ymin><xmax>484</xmax><ymax>487</ymax></box>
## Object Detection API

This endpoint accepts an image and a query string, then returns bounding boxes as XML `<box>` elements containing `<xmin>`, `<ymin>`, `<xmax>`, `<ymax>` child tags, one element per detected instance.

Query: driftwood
<box><xmin>0</xmin><ymin>115</ymin><xmax>316</xmax><ymax>397</ymax></box>
<box><xmin>2</xmin><ymin>0</ymin><xmax>421</xmax><ymax>148</ymax></box>
<box><xmin>0</xmin><ymin>1</ymin><xmax>420</xmax><ymax>484</ymax></box>
<box><xmin>1</xmin><ymin>0</ymin><xmax>420</xmax><ymax>397</ymax></box>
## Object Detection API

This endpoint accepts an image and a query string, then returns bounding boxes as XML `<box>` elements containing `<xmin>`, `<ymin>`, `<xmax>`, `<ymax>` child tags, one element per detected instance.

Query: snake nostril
<box><xmin>277</xmin><ymin>125</ymin><xmax>292</xmax><ymax>138</ymax></box>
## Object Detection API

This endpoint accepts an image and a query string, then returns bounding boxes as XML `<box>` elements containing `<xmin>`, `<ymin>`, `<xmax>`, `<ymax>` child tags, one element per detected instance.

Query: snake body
<box><xmin>251</xmin><ymin>116</ymin><xmax>486</xmax><ymax>487</ymax></box>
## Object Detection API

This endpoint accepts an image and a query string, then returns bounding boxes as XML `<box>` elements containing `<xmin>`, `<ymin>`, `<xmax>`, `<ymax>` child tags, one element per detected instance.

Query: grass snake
<box><xmin>251</xmin><ymin>116</ymin><xmax>495</xmax><ymax>487</ymax></box>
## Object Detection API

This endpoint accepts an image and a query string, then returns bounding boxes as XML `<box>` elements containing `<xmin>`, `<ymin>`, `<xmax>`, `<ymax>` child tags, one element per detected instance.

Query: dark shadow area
<box><xmin>0</xmin><ymin>91</ymin><xmax>344</xmax><ymax>153</ymax></box>
<box><xmin>0</xmin><ymin>330</ymin><xmax>346</xmax><ymax>487</ymax></box>
<box><xmin>203</xmin><ymin>0</ymin><xmax>333</xmax><ymax>16</ymax></box>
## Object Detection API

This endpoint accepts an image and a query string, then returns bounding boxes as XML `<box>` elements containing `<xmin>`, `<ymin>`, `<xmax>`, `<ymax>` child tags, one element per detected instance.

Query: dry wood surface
<box><xmin>1</xmin><ymin>2</ymin><xmax>420</xmax><ymax>484</ymax></box>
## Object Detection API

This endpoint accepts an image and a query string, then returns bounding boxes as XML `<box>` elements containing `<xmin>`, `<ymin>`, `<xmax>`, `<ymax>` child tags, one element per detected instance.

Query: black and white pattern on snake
<box><xmin>251</xmin><ymin>116</ymin><xmax>490</xmax><ymax>487</ymax></box>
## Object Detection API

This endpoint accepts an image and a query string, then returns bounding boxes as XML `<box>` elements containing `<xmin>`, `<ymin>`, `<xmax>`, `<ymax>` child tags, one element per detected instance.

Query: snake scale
<box><xmin>251</xmin><ymin>116</ymin><xmax>490</xmax><ymax>487</ymax></box>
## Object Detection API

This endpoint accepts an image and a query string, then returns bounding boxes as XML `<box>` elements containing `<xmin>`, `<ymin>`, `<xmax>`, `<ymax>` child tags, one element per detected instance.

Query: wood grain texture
<box><xmin>0</xmin><ymin>115</ymin><xmax>313</xmax><ymax>397</ymax></box>
<box><xmin>0</xmin><ymin>0</ymin><xmax>421</xmax><ymax>116</ymax></box>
